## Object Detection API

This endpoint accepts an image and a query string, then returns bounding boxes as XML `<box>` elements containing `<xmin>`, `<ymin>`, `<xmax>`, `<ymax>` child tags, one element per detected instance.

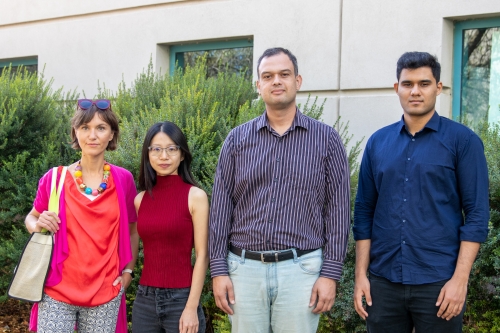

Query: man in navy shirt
<box><xmin>353</xmin><ymin>52</ymin><xmax>489</xmax><ymax>332</ymax></box>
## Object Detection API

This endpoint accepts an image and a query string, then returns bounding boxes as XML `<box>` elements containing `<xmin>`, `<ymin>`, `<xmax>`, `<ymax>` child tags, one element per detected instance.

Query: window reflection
<box><xmin>461</xmin><ymin>27</ymin><xmax>500</xmax><ymax>126</ymax></box>
<box><xmin>182</xmin><ymin>47</ymin><xmax>253</xmax><ymax>79</ymax></box>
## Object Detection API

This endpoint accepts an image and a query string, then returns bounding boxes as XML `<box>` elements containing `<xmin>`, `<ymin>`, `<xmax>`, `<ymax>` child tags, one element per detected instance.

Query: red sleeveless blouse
<box><xmin>137</xmin><ymin>175</ymin><xmax>194</xmax><ymax>288</ymax></box>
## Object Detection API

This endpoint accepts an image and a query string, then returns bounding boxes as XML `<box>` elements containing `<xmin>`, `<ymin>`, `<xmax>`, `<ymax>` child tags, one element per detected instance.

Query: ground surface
<box><xmin>0</xmin><ymin>299</ymin><xmax>31</xmax><ymax>333</ymax></box>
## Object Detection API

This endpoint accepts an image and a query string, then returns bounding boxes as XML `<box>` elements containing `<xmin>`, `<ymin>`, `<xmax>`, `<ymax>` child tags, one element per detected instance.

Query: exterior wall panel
<box><xmin>1</xmin><ymin>0</ymin><xmax>499</xmax><ymax>146</ymax></box>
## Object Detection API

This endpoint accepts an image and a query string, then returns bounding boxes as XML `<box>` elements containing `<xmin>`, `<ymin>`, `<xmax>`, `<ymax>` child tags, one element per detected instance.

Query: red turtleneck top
<box><xmin>137</xmin><ymin>175</ymin><xmax>194</xmax><ymax>288</ymax></box>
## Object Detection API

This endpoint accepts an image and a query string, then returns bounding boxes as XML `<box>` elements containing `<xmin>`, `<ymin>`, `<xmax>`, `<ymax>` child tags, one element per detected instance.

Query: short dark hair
<box><xmin>257</xmin><ymin>47</ymin><xmax>298</xmax><ymax>78</ymax></box>
<box><xmin>396</xmin><ymin>52</ymin><xmax>441</xmax><ymax>82</ymax></box>
<box><xmin>70</xmin><ymin>104</ymin><xmax>120</xmax><ymax>150</ymax></box>
<box><xmin>139</xmin><ymin>121</ymin><xmax>199</xmax><ymax>195</ymax></box>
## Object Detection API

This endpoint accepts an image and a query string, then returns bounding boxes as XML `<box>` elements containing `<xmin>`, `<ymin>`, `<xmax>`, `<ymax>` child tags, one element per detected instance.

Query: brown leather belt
<box><xmin>229</xmin><ymin>244</ymin><xmax>317</xmax><ymax>263</ymax></box>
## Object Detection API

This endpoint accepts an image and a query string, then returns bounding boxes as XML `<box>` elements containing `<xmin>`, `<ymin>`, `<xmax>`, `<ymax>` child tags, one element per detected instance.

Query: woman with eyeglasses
<box><xmin>131</xmin><ymin>121</ymin><xmax>209</xmax><ymax>333</ymax></box>
<box><xmin>24</xmin><ymin>99</ymin><xmax>137</xmax><ymax>333</ymax></box>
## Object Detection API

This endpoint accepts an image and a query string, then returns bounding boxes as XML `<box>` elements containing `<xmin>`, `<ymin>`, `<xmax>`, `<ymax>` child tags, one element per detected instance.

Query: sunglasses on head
<box><xmin>77</xmin><ymin>99</ymin><xmax>111</xmax><ymax>110</ymax></box>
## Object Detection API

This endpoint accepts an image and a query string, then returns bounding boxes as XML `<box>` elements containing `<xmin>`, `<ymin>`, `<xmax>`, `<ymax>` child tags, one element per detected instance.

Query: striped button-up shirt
<box><xmin>209</xmin><ymin>110</ymin><xmax>351</xmax><ymax>280</ymax></box>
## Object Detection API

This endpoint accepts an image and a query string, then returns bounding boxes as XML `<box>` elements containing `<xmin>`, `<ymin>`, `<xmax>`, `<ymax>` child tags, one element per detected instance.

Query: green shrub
<box><xmin>0</xmin><ymin>66</ymin><xmax>57</xmax><ymax>157</ymax></box>
<box><xmin>105</xmin><ymin>58</ymin><xmax>262</xmax><ymax>330</ymax></box>
<box><xmin>3</xmin><ymin>57</ymin><xmax>500</xmax><ymax>333</ymax></box>
<box><xmin>106</xmin><ymin>58</ymin><xmax>364</xmax><ymax>331</ymax></box>
<box><xmin>480</xmin><ymin>122</ymin><xmax>500</xmax><ymax>211</ymax></box>
<box><xmin>316</xmin><ymin>119</ymin><xmax>365</xmax><ymax>333</ymax></box>
<box><xmin>0</xmin><ymin>227</ymin><xmax>30</xmax><ymax>301</ymax></box>
<box><xmin>463</xmin><ymin>121</ymin><xmax>500</xmax><ymax>333</ymax></box>
<box><xmin>0</xmin><ymin>66</ymin><xmax>78</xmax><ymax>299</ymax></box>
<box><xmin>0</xmin><ymin>66</ymin><xmax>78</xmax><ymax>227</ymax></box>
<box><xmin>106</xmin><ymin>57</ymin><xmax>262</xmax><ymax>195</ymax></box>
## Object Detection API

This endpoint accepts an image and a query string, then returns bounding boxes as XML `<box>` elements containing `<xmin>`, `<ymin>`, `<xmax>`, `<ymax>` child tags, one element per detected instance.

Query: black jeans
<box><xmin>132</xmin><ymin>285</ymin><xmax>206</xmax><ymax>333</ymax></box>
<box><xmin>366</xmin><ymin>275</ymin><xmax>465</xmax><ymax>333</ymax></box>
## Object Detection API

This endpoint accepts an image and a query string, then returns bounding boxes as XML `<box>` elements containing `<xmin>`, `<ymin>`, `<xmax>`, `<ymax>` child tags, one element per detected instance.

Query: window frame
<box><xmin>452</xmin><ymin>17</ymin><xmax>500</xmax><ymax>120</ymax></box>
<box><xmin>169</xmin><ymin>39</ymin><xmax>253</xmax><ymax>75</ymax></box>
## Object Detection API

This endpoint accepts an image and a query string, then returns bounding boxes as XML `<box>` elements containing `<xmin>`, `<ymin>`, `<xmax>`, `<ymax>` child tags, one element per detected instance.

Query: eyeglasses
<box><xmin>78</xmin><ymin>99</ymin><xmax>111</xmax><ymax>110</ymax></box>
<box><xmin>148</xmin><ymin>145</ymin><xmax>180</xmax><ymax>157</ymax></box>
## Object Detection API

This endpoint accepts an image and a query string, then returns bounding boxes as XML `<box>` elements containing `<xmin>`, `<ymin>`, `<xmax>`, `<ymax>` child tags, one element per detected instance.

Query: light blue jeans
<box><xmin>227</xmin><ymin>248</ymin><xmax>322</xmax><ymax>333</ymax></box>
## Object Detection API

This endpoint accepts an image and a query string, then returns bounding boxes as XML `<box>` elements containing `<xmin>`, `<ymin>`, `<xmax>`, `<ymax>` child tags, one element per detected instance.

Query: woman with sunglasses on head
<box><xmin>25</xmin><ymin>99</ymin><xmax>138</xmax><ymax>333</ymax></box>
<box><xmin>131</xmin><ymin>121</ymin><xmax>209</xmax><ymax>333</ymax></box>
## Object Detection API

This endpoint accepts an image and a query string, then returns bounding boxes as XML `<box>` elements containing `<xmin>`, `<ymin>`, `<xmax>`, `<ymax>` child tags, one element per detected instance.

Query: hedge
<box><xmin>0</xmin><ymin>58</ymin><xmax>499</xmax><ymax>332</ymax></box>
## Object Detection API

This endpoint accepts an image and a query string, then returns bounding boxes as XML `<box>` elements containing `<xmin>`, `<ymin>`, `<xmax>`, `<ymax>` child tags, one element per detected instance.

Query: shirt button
<box><xmin>403</xmin><ymin>219</ymin><xmax>406</xmax><ymax>223</ymax></box>
<box><xmin>266</xmin><ymin>240</ymin><xmax>270</xmax><ymax>243</ymax></box>
<box><xmin>412</xmin><ymin>139</ymin><xmax>415</xmax><ymax>142</ymax></box>
<box><xmin>402</xmin><ymin>241</ymin><xmax>406</xmax><ymax>244</ymax></box>
<box><xmin>274</xmin><ymin>178</ymin><xmax>278</xmax><ymax>182</ymax></box>
<box><xmin>271</xmin><ymin>197</ymin><xmax>276</xmax><ymax>202</ymax></box>
<box><xmin>405</xmin><ymin>178</ymin><xmax>408</xmax><ymax>181</ymax></box>
<box><xmin>407</xmin><ymin>158</ymin><xmax>411</xmax><ymax>161</ymax></box>
<box><xmin>276</xmin><ymin>158</ymin><xmax>280</xmax><ymax>162</ymax></box>
<box><xmin>268</xmin><ymin>219</ymin><xmax>272</xmax><ymax>223</ymax></box>
<box><xmin>403</xmin><ymin>199</ymin><xmax>407</xmax><ymax>202</ymax></box>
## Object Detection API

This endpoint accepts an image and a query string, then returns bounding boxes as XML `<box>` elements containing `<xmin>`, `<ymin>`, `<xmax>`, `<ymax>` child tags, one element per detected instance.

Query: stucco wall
<box><xmin>340</xmin><ymin>0</ymin><xmax>500</xmax><ymax>147</ymax></box>
<box><xmin>1</xmin><ymin>0</ymin><xmax>500</xmax><ymax>149</ymax></box>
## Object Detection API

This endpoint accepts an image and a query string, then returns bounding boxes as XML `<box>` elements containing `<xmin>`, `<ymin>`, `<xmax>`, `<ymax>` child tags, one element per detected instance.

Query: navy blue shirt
<box><xmin>353</xmin><ymin>112</ymin><xmax>489</xmax><ymax>284</ymax></box>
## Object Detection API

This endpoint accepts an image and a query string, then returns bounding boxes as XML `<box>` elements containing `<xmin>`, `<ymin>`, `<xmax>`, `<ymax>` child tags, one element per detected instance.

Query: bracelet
<box><xmin>122</xmin><ymin>268</ymin><xmax>134</xmax><ymax>279</ymax></box>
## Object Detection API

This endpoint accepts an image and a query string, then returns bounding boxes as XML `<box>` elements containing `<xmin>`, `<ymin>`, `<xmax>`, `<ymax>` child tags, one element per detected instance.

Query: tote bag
<box><xmin>7</xmin><ymin>166</ymin><xmax>67</xmax><ymax>302</ymax></box>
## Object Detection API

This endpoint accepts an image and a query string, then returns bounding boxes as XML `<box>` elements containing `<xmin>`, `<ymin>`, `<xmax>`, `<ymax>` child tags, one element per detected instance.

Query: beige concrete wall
<box><xmin>0</xmin><ymin>0</ymin><xmax>191</xmax><ymax>26</ymax></box>
<box><xmin>0</xmin><ymin>0</ymin><xmax>341</xmax><ymax>125</ymax></box>
<box><xmin>340</xmin><ymin>0</ymin><xmax>500</xmax><ymax>149</ymax></box>
<box><xmin>1</xmin><ymin>0</ymin><xmax>500</xmax><ymax>149</ymax></box>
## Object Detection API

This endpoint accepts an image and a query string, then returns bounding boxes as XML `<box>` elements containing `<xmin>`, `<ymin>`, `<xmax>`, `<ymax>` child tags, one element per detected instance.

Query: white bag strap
<box><xmin>58</xmin><ymin>166</ymin><xmax>68</xmax><ymax>194</ymax></box>
<box><xmin>48</xmin><ymin>166</ymin><xmax>68</xmax><ymax>215</ymax></box>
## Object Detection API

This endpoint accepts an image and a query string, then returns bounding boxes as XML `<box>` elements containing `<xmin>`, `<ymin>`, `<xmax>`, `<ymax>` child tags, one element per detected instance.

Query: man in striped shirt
<box><xmin>209</xmin><ymin>47</ymin><xmax>351</xmax><ymax>333</ymax></box>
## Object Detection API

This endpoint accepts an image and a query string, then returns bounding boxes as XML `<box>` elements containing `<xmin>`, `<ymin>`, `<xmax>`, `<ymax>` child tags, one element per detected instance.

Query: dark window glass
<box><xmin>0</xmin><ymin>64</ymin><xmax>37</xmax><ymax>76</ymax></box>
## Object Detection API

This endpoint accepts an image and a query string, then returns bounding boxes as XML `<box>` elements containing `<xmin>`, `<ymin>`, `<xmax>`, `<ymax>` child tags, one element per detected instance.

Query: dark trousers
<box><xmin>132</xmin><ymin>285</ymin><xmax>206</xmax><ymax>333</ymax></box>
<box><xmin>366</xmin><ymin>275</ymin><xmax>465</xmax><ymax>333</ymax></box>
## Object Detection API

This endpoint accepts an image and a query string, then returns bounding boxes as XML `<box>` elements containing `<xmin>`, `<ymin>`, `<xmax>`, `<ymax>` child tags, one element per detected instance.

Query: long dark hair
<box><xmin>139</xmin><ymin>121</ymin><xmax>199</xmax><ymax>195</ymax></box>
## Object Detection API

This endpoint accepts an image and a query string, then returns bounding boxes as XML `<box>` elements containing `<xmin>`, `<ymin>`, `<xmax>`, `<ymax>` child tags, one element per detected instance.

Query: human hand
<box><xmin>179</xmin><ymin>307</ymin><xmax>199</xmax><ymax>333</ymax></box>
<box><xmin>213</xmin><ymin>276</ymin><xmax>235</xmax><ymax>315</ymax></box>
<box><xmin>35</xmin><ymin>211</ymin><xmax>60</xmax><ymax>233</ymax></box>
<box><xmin>112</xmin><ymin>272</ymin><xmax>133</xmax><ymax>289</ymax></box>
<box><xmin>436</xmin><ymin>276</ymin><xmax>467</xmax><ymax>320</ymax></box>
<box><xmin>353</xmin><ymin>275</ymin><xmax>372</xmax><ymax>319</ymax></box>
<box><xmin>309</xmin><ymin>277</ymin><xmax>336</xmax><ymax>314</ymax></box>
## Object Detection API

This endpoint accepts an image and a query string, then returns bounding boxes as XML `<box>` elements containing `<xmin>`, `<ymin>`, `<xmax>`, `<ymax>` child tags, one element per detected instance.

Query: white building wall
<box><xmin>340</xmin><ymin>0</ymin><xmax>500</xmax><ymax>146</ymax></box>
<box><xmin>1</xmin><ymin>0</ymin><xmax>500</xmax><ymax>148</ymax></box>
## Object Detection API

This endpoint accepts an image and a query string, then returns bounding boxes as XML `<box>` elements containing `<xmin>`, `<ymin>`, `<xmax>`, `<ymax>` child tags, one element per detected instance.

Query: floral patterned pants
<box><xmin>37</xmin><ymin>288</ymin><xmax>123</xmax><ymax>333</ymax></box>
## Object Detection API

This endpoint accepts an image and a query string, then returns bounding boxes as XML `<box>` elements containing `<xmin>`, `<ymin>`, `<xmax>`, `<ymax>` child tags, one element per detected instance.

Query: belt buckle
<box><xmin>260</xmin><ymin>252</ymin><xmax>279</xmax><ymax>263</ymax></box>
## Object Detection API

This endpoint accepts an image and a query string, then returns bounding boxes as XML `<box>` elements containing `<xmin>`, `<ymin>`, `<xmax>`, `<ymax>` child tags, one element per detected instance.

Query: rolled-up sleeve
<box><xmin>321</xmin><ymin>130</ymin><xmax>351</xmax><ymax>280</ymax></box>
<box><xmin>209</xmin><ymin>132</ymin><xmax>236</xmax><ymax>277</ymax></box>
<box><xmin>457</xmin><ymin>133</ymin><xmax>490</xmax><ymax>242</ymax></box>
<box><xmin>353</xmin><ymin>138</ymin><xmax>377</xmax><ymax>241</ymax></box>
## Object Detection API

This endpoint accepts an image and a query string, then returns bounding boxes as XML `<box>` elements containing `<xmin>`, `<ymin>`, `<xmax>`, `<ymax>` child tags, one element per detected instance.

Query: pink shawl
<box><xmin>29</xmin><ymin>164</ymin><xmax>137</xmax><ymax>332</ymax></box>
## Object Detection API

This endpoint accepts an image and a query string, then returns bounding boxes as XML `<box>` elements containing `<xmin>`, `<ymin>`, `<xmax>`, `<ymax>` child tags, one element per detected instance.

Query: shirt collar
<box><xmin>256</xmin><ymin>108</ymin><xmax>309</xmax><ymax>132</ymax></box>
<box><xmin>398</xmin><ymin>111</ymin><xmax>440</xmax><ymax>134</ymax></box>
<box><xmin>424</xmin><ymin>111</ymin><xmax>440</xmax><ymax>132</ymax></box>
